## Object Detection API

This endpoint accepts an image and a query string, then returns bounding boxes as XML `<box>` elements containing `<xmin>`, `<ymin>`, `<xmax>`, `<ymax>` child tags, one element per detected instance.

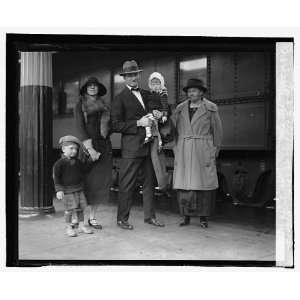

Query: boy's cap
<box><xmin>59</xmin><ymin>135</ymin><xmax>82</xmax><ymax>147</ymax></box>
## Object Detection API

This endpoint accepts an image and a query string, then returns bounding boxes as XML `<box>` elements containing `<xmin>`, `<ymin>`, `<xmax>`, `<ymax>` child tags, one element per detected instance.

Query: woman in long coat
<box><xmin>172</xmin><ymin>78</ymin><xmax>223</xmax><ymax>227</ymax></box>
<box><xmin>74</xmin><ymin>77</ymin><xmax>112</xmax><ymax>229</ymax></box>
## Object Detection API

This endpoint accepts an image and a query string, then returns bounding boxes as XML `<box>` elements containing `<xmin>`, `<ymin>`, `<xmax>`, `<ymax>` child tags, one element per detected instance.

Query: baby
<box><xmin>144</xmin><ymin>72</ymin><xmax>169</xmax><ymax>144</ymax></box>
<box><xmin>53</xmin><ymin>135</ymin><xmax>93</xmax><ymax>237</ymax></box>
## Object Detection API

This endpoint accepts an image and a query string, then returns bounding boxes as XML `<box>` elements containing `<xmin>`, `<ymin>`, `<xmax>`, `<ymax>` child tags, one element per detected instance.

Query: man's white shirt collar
<box><xmin>126</xmin><ymin>85</ymin><xmax>145</xmax><ymax>110</ymax></box>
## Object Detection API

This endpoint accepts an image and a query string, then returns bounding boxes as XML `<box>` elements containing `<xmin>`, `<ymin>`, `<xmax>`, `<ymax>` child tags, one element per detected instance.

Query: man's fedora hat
<box><xmin>183</xmin><ymin>78</ymin><xmax>207</xmax><ymax>93</ymax></box>
<box><xmin>119</xmin><ymin>60</ymin><xmax>143</xmax><ymax>76</ymax></box>
<box><xmin>80</xmin><ymin>77</ymin><xmax>107</xmax><ymax>96</ymax></box>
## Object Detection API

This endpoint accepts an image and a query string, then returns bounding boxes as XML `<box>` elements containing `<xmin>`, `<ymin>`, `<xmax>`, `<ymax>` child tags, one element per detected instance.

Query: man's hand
<box><xmin>137</xmin><ymin>115</ymin><xmax>153</xmax><ymax>127</ymax></box>
<box><xmin>88</xmin><ymin>148</ymin><xmax>101</xmax><ymax>161</ymax></box>
<box><xmin>56</xmin><ymin>191</ymin><xmax>64</xmax><ymax>200</ymax></box>
<box><xmin>161</xmin><ymin>116</ymin><xmax>168</xmax><ymax>123</ymax></box>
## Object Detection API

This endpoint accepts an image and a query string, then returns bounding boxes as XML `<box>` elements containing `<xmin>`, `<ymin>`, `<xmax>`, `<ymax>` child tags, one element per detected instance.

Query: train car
<box><xmin>52</xmin><ymin>47</ymin><xmax>275</xmax><ymax>211</ymax></box>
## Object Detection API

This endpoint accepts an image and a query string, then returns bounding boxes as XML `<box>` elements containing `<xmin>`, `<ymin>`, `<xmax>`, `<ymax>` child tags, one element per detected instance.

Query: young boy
<box><xmin>53</xmin><ymin>135</ymin><xmax>93</xmax><ymax>237</ymax></box>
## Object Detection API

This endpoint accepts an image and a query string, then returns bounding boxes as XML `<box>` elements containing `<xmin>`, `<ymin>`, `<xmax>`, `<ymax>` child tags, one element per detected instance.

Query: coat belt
<box><xmin>181</xmin><ymin>135</ymin><xmax>212</xmax><ymax>140</ymax></box>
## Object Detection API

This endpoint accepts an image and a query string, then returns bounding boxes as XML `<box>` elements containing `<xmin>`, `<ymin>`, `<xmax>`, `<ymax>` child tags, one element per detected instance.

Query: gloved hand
<box><xmin>87</xmin><ymin>148</ymin><xmax>101</xmax><ymax>161</ymax></box>
<box><xmin>137</xmin><ymin>115</ymin><xmax>153</xmax><ymax>127</ymax></box>
<box><xmin>161</xmin><ymin>116</ymin><xmax>168</xmax><ymax>123</ymax></box>
<box><xmin>56</xmin><ymin>191</ymin><xmax>64</xmax><ymax>200</ymax></box>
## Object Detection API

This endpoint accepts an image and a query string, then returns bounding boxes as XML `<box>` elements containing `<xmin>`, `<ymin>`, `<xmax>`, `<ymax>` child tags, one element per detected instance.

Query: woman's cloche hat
<box><xmin>183</xmin><ymin>78</ymin><xmax>207</xmax><ymax>93</ymax></box>
<box><xmin>119</xmin><ymin>60</ymin><xmax>143</xmax><ymax>76</ymax></box>
<box><xmin>80</xmin><ymin>77</ymin><xmax>107</xmax><ymax>96</ymax></box>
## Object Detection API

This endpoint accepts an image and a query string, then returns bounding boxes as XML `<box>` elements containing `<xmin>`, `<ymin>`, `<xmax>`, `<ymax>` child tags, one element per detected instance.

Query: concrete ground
<box><xmin>19</xmin><ymin>197</ymin><xmax>275</xmax><ymax>261</ymax></box>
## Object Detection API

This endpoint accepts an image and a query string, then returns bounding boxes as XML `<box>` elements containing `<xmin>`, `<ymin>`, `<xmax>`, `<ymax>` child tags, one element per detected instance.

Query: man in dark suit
<box><xmin>112</xmin><ymin>60</ymin><xmax>165</xmax><ymax>230</ymax></box>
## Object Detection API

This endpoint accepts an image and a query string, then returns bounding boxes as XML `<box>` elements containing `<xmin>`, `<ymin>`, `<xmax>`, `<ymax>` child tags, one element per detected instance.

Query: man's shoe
<box><xmin>88</xmin><ymin>219</ymin><xmax>102</xmax><ymax>230</ymax></box>
<box><xmin>199</xmin><ymin>221</ymin><xmax>208</xmax><ymax>228</ymax></box>
<box><xmin>179</xmin><ymin>216</ymin><xmax>190</xmax><ymax>227</ymax></box>
<box><xmin>117</xmin><ymin>220</ymin><xmax>134</xmax><ymax>230</ymax></box>
<box><xmin>144</xmin><ymin>218</ymin><xmax>165</xmax><ymax>227</ymax></box>
<box><xmin>199</xmin><ymin>217</ymin><xmax>208</xmax><ymax>228</ymax></box>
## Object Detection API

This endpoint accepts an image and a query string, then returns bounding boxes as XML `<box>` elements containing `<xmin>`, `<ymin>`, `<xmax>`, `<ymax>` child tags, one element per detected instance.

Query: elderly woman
<box><xmin>172</xmin><ymin>78</ymin><xmax>223</xmax><ymax>227</ymax></box>
<box><xmin>74</xmin><ymin>77</ymin><xmax>112</xmax><ymax>229</ymax></box>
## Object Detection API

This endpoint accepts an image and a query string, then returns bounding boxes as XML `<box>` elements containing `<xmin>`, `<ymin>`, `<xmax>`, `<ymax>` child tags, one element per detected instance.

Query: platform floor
<box><xmin>18</xmin><ymin>196</ymin><xmax>275</xmax><ymax>262</ymax></box>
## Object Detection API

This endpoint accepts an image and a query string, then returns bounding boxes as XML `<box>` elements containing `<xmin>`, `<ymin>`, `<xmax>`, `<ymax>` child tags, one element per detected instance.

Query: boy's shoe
<box><xmin>71</xmin><ymin>222</ymin><xmax>79</xmax><ymax>229</ymax></box>
<box><xmin>66</xmin><ymin>226</ymin><xmax>77</xmax><ymax>237</ymax></box>
<box><xmin>79</xmin><ymin>225</ymin><xmax>94</xmax><ymax>234</ymax></box>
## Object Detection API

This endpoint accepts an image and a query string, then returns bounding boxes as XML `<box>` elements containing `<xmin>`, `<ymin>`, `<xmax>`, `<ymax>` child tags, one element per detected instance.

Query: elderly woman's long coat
<box><xmin>172</xmin><ymin>98</ymin><xmax>223</xmax><ymax>191</ymax></box>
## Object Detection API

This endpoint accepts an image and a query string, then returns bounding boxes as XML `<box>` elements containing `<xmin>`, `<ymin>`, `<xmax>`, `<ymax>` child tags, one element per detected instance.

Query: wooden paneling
<box><xmin>53</xmin><ymin>116</ymin><xmax>78</xmax><ymax>146</ymax></box>
<box><xmin>210</xmin><ymin>53</ymin><xmax>235</xmax><ymax>100</ymax></box>
<box><xmin>218</xmin><ymin>101</ymin><xmax>266</xmax><ymax>149</ymax></box>
<box><xmin>210</xmin><ymin>52</ymin><xmax>270</xmax><ymax>100</ymax></box>
<box><xmin>139</xmin><ymin>58</ymin><xmax>156</xmax><ymax>90</ymax></box>
<box><xmin>154</xmin><ymin>57</ymin><xmax>176</xmax><ymax>104</ymax></box>
<box><xmin>218</xmin><ymin>104</ymin><xmax>236</xmax><ymax>148</ymax></box>
<box><xmin>235</xmin><ymin>102</ymin><xmax>266</xmax><ymax>148</ymax></box>
<box><xmin>236</xmin><ymin>52</ymin><xmax>266</xmax><ymax>97</ymax></box>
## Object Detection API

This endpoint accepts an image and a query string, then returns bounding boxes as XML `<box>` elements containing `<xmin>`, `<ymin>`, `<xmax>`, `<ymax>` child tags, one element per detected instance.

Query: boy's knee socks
<box><xmin>64</xmin><ymin>210</ymin><xmax>72</xmax><ymax>223</ymax></box>
<box><xmin>75</xmin><ymin>208</ymin><xmax>84</xmax><ymax>222</ymax></box>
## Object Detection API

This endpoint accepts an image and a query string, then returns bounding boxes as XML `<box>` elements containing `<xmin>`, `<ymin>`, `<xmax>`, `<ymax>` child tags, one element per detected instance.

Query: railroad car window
<box><xmin>179</xmin><ymin>55</ymin><xmax>207</xmax><ymax>102</ymax></box>
<box><xmin>53</xmin><ymin>80</ymin><xmax>79</xmax><ymax>117</ymax></box>
<box><xmin>113</xmin><ymin>72</ymin><xmax>125</xmax><ymax>98</ymax></box>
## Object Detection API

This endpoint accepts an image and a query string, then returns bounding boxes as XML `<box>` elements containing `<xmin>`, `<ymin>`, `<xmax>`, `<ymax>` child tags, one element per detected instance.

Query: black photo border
<box><xmin>6</xmin><ymin>33</ymin><xmax>294</xmax><ymax>267</ymax></box>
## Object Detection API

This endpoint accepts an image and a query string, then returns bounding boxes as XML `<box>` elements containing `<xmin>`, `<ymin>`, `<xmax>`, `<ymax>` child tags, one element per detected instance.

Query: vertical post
<box><xmin>276</xmin><ymin>43</ymin><xmax>293</xmax><ymax>267</ymax></box>
<box><xmin>19</xmin><ymin>52</ymin><xmax>55</xmax><ymax>215</ymax></box>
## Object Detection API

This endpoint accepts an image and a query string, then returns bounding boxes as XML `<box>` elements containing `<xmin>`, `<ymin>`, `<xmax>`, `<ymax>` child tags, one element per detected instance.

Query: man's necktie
<box><xmin>131</xmin><ymin>87</ymin><xmax>140</xmax><ymax>91</ymax></box>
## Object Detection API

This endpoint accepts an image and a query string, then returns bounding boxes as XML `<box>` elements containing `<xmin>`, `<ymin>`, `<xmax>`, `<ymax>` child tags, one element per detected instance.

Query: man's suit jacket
<box><xmin>112</xmin><ymin>86</ymin><xmax>159</xmax><ymax>158</ymax></box>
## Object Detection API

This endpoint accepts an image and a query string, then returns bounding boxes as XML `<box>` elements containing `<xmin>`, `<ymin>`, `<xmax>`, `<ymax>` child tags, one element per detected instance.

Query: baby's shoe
<box><xmin>79</xmin><ymin>225</ymin><xmax>94</xmax><ymax>234</ymax></box>
<box><xmin>144</xmin><ymin>136</ymin><xmax>154</xmax><ymax>144</ymax></box>
<box><xmin>66</xmin><ymin>226</ymin><xmax>77</xmax><ymax>237</ymax></box>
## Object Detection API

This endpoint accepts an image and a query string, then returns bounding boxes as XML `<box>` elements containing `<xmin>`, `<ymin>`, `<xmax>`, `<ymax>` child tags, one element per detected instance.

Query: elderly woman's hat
<box><xmin>120</xmin><ymin>60</ymin><xmax>143</xmax><ymax>76</ymax></box>
<box><xmin>58</xmin><ymin>135</ymin><xmax>82</xmax><ymax>148</ymax></box>
<box><xmin>183</xmin><ymin>78</ymin><xmax>207</xmax><ymax>93</ymax></box>
<box><xmin>80</xmin><ymin>77</ymin><xmax>107</xmax><ymax>96</ymax></box>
